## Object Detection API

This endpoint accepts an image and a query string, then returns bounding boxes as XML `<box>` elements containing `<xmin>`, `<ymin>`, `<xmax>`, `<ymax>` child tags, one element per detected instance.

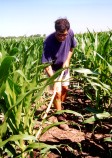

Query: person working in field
<box><xmin>42</xmin><ymin>18</ymin><xmax>77</xmax><ymax>130</ymax></box>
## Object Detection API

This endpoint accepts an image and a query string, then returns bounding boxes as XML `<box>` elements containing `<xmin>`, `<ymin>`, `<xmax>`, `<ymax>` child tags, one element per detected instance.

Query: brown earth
<box><xmin>34</xmin><ymin>89</ymin><xmax>112</xmax><ymax>158</ymax></box>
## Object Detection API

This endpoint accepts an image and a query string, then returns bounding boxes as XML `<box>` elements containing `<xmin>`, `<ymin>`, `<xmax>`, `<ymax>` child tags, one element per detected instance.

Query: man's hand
<box><xmin>63</xmin><ymin>50</ymin><xmax>73</xmax><ymax>68</ymax></box>
<box><xmin>63</xmin><ymin>59</ymin><xmax>69</xmax><ymax>68</ymax></box>
<box><xmin>45</xmin><ymin>65</ymin><xmax>54</xmax><ymax>77</ymax></box>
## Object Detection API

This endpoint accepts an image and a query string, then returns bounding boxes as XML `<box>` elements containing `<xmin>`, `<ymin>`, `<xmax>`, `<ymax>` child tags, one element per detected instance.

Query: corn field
<box><xmin>0</xmin><ymin>30</ymin><xmax>112</xmax><ymax>157</ymax></box>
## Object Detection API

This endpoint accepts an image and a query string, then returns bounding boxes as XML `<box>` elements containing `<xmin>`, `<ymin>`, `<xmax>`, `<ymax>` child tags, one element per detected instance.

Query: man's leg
<box><xmin>53</xmin><ymin>85</ymin><xmax>68</xmax><ymax>110</ymax></box>
<box><xmin>61</xmin><ymin>69</ymin><xmax>70</xmax><ymax>102</ymax></box>
<box><xmin>61</xmin><ymin>86</ymin><xmax>68</xmax><ymax>102</ymax></box>
<box><xmin>53</xmin><ymin>91</ymin><xmax>62</xmax><ymax>110</ymax></box>
<box><xmin>54</xmin><ymin>70</ymin><xmax>70</xmax><ymax>109</ymax></box>
<box><xmin>53</xmin><ymin>84</ymin><xmax>70</xmax><ymax>130</ymax></box>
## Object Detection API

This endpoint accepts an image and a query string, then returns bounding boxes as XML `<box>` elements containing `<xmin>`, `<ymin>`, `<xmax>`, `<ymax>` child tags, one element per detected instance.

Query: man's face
<box><xmin>55</xmin><ymin>30</ymin><xmax>68</xmax><ymax>42</ymax></box>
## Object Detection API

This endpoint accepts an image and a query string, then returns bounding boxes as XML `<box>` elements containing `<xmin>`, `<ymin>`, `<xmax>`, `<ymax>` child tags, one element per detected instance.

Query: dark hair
<box><xmin>55</xmin><ymin>18</ymin><xmax>70</xmax><ymax>32</ymax></box>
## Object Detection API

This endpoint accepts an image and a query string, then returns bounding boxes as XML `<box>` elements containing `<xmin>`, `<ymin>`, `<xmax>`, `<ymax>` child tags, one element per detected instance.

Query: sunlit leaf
<box><xmin>0</xmin><ymin>134</ymin><xmax>36</xmax><ymax>147</ymax></box>
<box><xmin>84</xmin><ymin>112</ymin><xmax>110</xmax><ymax>123</ymax></box>
<box><xmin>104</xmin><ymin>137</ymin><xmax>112</xmax><ymax>142</ymax></box>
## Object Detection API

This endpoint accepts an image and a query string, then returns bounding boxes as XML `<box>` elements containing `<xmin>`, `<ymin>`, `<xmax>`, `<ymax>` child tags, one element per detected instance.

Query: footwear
<box><xmin>57</xmin><ymin>114</ymin><xmax>69</xmax><ymax>130</ymax></box>
<box><xmin>48</xmin><ymin>116</ymin><xmax>58</xmax><ymax>123</ymax></box>
<box><xmin>59</xmin><ymin>123</ymin><xmax>69</xmax><ymax>130</ymax></box>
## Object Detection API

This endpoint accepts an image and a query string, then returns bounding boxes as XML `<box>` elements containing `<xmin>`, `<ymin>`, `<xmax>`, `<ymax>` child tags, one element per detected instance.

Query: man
<box><xmin>42</xmin><ymin>18</ymin><xmax>77</xmax><ymax>129</ymax></box>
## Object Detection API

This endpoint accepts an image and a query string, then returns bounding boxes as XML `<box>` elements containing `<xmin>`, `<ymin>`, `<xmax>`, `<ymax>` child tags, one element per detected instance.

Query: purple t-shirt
<box><xmin>42</xmin><ymin>29</ymin><xmax>77</xmax><ymax>71</ymax></box>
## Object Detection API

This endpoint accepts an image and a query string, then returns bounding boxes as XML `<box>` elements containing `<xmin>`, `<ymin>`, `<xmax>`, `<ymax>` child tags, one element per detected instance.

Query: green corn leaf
<box><xmin>15</xmin><ymin>103</ymin><xmax>22</xmax><ymax>129</ymax></box>
<box><xmin>5</xmin><ymin>80</ymin><xmax>14</xmax><ymax>107</ymax></box>
<box><xmin>15</xmin><ymin>70</ymin><xmax>31</xmax><ymax>82</ymax></box>
<box><xmin>86</xmin><ymin>107</ymin><xmax>100</xmax><ymax>113</ymax></box>
<box><xmin>0</xmin><ymin>134</ymin><xmax>36</xmax><ymax>147</ymax></box>
<box><xmin>74</xmin><ymin>68</ymin><xmax>96</xmax><ymax>75</ymax></box>
<box><xmin>87</xmin><ymin>28</ymin><xmax>95</xmax><ymax>42</ymax></box>
<box><xmin>41</xmin><ymin>121</ymin><xmax>66</xmax><ymax>135</ymax></box>
<box><xmin>107</xmin><ymin>63</ymin><xmax>112</xmax><ymax>73</ymax></box>
<box><xmin>0</xmin><ymin>56</ymin><xmax>14</xmax><ymax>86</ymax></box>
<box><xmin>4</xmin><ymin>143</ymin><xmax>16</xmax><ymax>156</ymax></box>
<box><xmin>9</xmin><ymin>47</ymin><xmax>19</xmax><ymax>56</ymax></box>
<box><xmin>0</xmin><ymin>121</ymin><xmax>7</xmax><ymax>139</ymax></box>
<box><xmin>104</xmin><ymin>137</ymin><xmax>112</xmax><ymax>142</ymax></box>
<box><xmin>25</xmin><ymin>142</ymin><xmax>57</xmax><ymax>151</ymax></box>
<box><xmin>96</xmin><ymin>52</ymin><xmax>112</xmax><ymax>73</ymax></box>
<box><xmin>55</xmin><ymin>109</ymin><xmax>83</xmax><ymax>118</ymax></box>
<box><xmin>15</xmin><ymin>87</ymin><xmax>38</xmax><ymax>106</ymax></box>
<box><xmin>84</xmin><ymin>112</ymin><xmax>110</xmax><ymax>123</ymax></box>
<box><xmin>0</xmin><ymin>83</ymin><xmax>6</xmax><ymax>98</ymax></box>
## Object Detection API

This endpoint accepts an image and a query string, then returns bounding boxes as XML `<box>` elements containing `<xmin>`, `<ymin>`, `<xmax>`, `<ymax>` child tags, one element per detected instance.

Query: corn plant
<box><xmin>0</xmin><ymin>30</ymin><xmax>112</xmax><ymax>157</ymax></box>
<box><xmin>0</xmin><ymin>37</ymin><xmax>58</xmax><ymax>157</ymax></box>
<box><xmin>71</xmin><ymin>30</ymin><xmax>112</xmax><ymax>111</ymax></box>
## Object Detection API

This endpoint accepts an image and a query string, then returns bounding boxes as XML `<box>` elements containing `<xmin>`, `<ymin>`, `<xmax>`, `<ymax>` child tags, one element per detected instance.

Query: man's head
<box><xmin>55</xmin><ymin>18</ymin><xmax>70</xmax><ymax>42</ymax></box>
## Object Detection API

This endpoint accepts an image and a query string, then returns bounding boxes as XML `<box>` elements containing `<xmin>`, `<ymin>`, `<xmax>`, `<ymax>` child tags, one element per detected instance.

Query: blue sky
<box><xmin>0</xmin><ymin>0</ymin><xmax>112</xmax><ymax>37</ymax></box>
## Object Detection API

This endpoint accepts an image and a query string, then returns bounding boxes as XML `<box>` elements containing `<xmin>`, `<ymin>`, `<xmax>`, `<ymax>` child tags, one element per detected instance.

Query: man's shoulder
<box><xmin>68</xmin><ymin>29</ymin><xmax>74</xmax><ymax>37</ymax></box>
<box><xmin>45</xmin><ymin>32</ymin><xmax>55</xmax><ymax>42</ymax></box>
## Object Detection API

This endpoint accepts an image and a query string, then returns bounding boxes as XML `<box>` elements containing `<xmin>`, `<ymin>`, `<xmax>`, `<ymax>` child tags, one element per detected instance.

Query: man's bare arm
<box><xmin>45</xmin><ymin>65</ymin><xmax>54</xmax><ymax>77</ymax></box>
<box><xmin>63</xmin><ymin>48</ymin><xmax>74</xmax><ymax>68</ymax></box>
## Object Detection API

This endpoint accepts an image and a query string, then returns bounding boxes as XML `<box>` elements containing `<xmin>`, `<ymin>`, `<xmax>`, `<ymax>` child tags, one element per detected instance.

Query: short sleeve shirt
<box><xmin>42</xmin><ymin>29</ymin><xmax>77</xmax><ymax>71</ymax></box>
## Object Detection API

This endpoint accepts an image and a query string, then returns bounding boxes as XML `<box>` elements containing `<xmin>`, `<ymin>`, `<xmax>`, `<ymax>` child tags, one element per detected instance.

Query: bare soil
<box><xmin>34</xmin><ymin>89</ymin><xmax>112</xmax><ymax>158</ymax></box>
